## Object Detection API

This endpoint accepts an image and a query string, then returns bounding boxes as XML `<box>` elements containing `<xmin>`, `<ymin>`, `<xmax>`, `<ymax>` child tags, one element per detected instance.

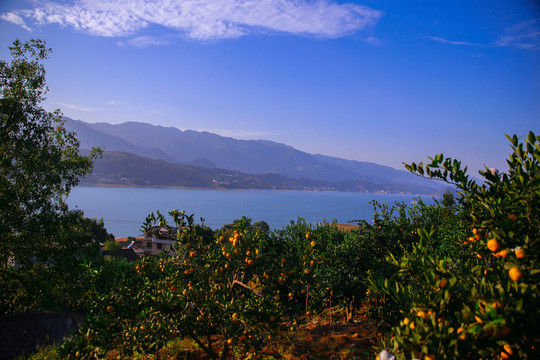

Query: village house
<box><xmin>132</xmin><ymin>226</ymin><xmax>177</xmax><ymax>257</ymax></box>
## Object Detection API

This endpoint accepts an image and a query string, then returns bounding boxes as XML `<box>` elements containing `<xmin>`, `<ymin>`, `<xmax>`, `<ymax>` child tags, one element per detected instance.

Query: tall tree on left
<box><xmin>0</xmin><ymin>39</ymin><xmax>101</xmax><ymax>311</ymax></box>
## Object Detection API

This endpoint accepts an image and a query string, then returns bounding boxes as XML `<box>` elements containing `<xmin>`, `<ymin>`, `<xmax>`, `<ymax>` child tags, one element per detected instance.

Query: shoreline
<box><xmin>77</xmin><ymin>183</ymin><xmax>439</xmax><ymax>196</ymax></box>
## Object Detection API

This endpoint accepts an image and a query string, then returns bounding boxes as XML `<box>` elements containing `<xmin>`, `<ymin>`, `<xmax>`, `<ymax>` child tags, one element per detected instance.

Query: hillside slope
<box><xmin>82</xmin><ymin>150</ymin><xmax>442</xmax><ymax>194</ymax></box>
<box><xmin>66</xmin><ymin>118</ymin><xmax>440</xmax><ymax>190</ymax></box>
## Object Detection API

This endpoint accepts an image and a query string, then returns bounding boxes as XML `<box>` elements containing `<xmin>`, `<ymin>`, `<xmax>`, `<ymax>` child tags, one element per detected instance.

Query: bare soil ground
<box><xmin>154</xmin><ymin>306</ymin><xmax>378</xmax><ymax>360</ymax></box>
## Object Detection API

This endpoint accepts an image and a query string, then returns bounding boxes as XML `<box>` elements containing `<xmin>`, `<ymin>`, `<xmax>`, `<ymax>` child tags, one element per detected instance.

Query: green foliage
<box><xmin>0</xmin><ymin>39</ymin><xmax>101</xmax><ymax>266</ymax></box>
<box><xmin>60</xmin><ymin>212</ymin><xmax>314</xmax><ymax>359</ymax></box>
<box><xmin>55</xmin><ymin>197</ymin><xmax>465</xmax><ymax>359</ymax></box>
<box><xmin>0</xmin><ymin>39</ymin><xmax>101</xmax><ymax>314</ymax></box>
<box><xmin>103</xmin><ymin>239</ymin><xmax>121</xmax><ymax>253</ymax></box>
<box><xmin>376</xmin><ymin>131</ymin><xmax>539</xmax><ymax>359</ymax></box>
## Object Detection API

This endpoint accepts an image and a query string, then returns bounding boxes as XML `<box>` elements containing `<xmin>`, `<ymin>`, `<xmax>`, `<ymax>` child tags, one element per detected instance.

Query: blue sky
<box><xmin>1</xmin><ymin>0</ymin><xmax>539</xmax><ymax>175</ymax></box>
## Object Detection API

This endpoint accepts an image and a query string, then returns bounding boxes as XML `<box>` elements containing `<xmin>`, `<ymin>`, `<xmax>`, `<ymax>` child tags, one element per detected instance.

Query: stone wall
<box><xmin>0</xmin><ymin>311</ymin><xmax>84</xmax><ymax>359</ymax></box>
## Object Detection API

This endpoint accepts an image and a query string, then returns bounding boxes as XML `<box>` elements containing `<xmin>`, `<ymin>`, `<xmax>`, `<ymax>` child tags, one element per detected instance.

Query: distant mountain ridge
<box><xmin>65</xmin><ymin>117</ymin><xmax>443</xmax><ymax>194</ymax></box>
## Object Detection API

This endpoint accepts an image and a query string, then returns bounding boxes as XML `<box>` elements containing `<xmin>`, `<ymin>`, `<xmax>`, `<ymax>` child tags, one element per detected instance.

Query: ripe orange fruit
<box><xmin>310</xmin><ymin>240</ymin><xmax>316</xmax><ymax>247</ymax></box>
<box><xmin>472</xmin><ymin>228</ymin><xmax>478</xmax><ymax>235</ymax></box>
<box><xmin>457</xmin><ymin>327</ymin><xmax>466</xmax><ymax>340</ymax></box>
<box><xmin>106</xmin><ymin>305</ymin><xmax>115</xmax><ymax>313</ymax></box>
<box><xmin>492</xmin><ymin>299</ymin><xmax>503</xmax><ymax>310</ymax></box>
<box><xmin>403</xmin><ymin>317</ymin><xmax>410</xmax><ymax>326</ymax></box>
<box><xmin>227</xmin><ymin>338</ymin><xmax>233</xmax><ymax>345</ymax></box>
<box><xmin>515</xmin><ymin>247</ymin><xmax>526</xmax><ymax>259</ymax></box>
<box><xmin>425</xmin><ymin>354</ymin><xmax>435</xmax><ymax>360</ymax></box>
<box><xmin>487</xmin><ymin>239</ymin><xmax>500</xmax><ymax>252</ymax></box>
<box><xmin>409</xmin><ymin>322</ymin><xmax>415</xmax><ymax>329</ymax></box>
<box><xmin>495</xmin><ymin>249</ymin><xmax>508</xmax><ymax>258</ymax></box>
<box><xmin>503</xmin><ymin>344</ymin><xmax>513</xmax><ymax>356</ymax></box>
<box><xmin>509</xmin><ymin>267</ymin><xmax>523</xmax><ymax>281</ymax></box>
<box><xmin>305</xmin><ymin>233</ymin><xmax>310</xmax><ymax>239</ymax></box>
<box><xmin>439</xmin><ymin>278</ymin><xmax>448</xmax><ymax>288</ymax></box>
<box><xmin>247</xmin><ymin>259</ymin><xmax>254</xmax><ymax>266</ymax></box>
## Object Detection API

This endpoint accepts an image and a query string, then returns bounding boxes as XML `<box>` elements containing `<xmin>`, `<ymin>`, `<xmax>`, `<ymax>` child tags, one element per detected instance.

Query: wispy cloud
<box><xmin>496</xmin><ymin>19</ymin><xmax>540</xmax><ymax>49</ymax></box>
<box><xmin>108</xmin><ymin>100</ymin><xmax>129</xmax><ymax>105</ymax></box>
<box><xmin>1</xmin><ymin>0</ymin><xmax>382</xmax><ymax>41</ymax></box>
<box><xmin>54</xmin><ymin>102</ymin><xmax>104</xmax><ymax>112</ymax></box>
<box><xmin>427</xmin><ymin>36</ymin><xmax>479</xmax><ymax>46</ymax></box>
<box><xmin>0</xmin><ymin>12</ymin><xmax>32</xmax><ymax>31</ymax></box>
<box><xmin>117</xmin><ymin>35</ymin><xmax>171</xmax><ymax>47</ymax></box>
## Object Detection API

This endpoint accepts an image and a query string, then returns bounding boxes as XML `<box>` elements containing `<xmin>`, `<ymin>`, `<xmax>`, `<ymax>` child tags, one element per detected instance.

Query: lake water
<box><xmin>67</xmin><ymin>186</ymin><xmax>436</xmax><ymax>238</ymax></box>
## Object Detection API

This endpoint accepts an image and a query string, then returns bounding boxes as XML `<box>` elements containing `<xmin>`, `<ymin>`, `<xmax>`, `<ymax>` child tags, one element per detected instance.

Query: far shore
<box><xmin>77</xmin><ymin>182</ymin><xmax>439</xmax><ymax>196</ymax></box>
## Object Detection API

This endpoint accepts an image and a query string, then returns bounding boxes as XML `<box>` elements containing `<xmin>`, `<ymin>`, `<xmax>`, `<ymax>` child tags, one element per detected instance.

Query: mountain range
<box><xmin>64</xmin><ymin>117</ymin><xmax>443</xmax><ymax>194</ymax></box>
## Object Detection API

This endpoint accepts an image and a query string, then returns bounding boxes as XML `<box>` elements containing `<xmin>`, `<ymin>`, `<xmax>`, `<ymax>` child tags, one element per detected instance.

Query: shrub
<box><xmin>375</xmin><ymin>131</ymin><xmax>539</xmax><ymax>359</ymax></box>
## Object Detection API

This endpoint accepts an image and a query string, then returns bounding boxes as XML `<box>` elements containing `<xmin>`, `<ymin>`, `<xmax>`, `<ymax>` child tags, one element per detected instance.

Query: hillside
<box><xmin>82</xmin><ymin>150</ymin><xmax>442</xmax><ymax>194</ymax></box>
<box><xmin>65</xmin><ymin>117</ymin><xmax>444</xmax><ymax>194</ymax></box>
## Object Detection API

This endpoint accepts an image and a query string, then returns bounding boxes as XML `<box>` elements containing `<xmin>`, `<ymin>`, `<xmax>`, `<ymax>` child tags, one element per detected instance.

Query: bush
<box><xmin>374</xmin><ymin>131</ymin><xmax>539</xmax><ymax>359</ymax></box>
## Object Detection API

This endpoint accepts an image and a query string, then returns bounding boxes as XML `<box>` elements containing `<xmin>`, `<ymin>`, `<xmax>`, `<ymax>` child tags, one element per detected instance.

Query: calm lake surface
<box><xmin>67</xmin><ymin>186</ymin><xmax>436</xmax><ymax>238</ymax></box>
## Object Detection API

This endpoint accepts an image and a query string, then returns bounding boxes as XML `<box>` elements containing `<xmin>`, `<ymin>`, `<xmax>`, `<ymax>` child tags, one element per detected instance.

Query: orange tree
<box><xmin>364</xmin><ymin>198</ymin><xmax>467</xmax><ymax>331</ymax></box>
<box><xmin>373</xmin><ymin>131</ymin><xmax>539</xmax><ymax>359</ymax></box>
<box><xmin>60</xmin><ymin>211</ymin><xmax>318</xmax><ymax>359</ymax></box>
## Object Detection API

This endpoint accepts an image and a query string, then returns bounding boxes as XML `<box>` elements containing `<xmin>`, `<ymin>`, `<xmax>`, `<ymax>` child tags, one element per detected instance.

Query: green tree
<box><xmin>0</xmin><ymin>39</ymin><xmax>101</xmax><ymax>311</ymax></box>
<box><xmin>374</xmin><ymin>132</ymin><xmax>539</xmax><ymax>359</ymax></box>
<box><xmin>102</xmin><ymin>239</ymin><xmax>121</xmax><ymax>253</ymax></box>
